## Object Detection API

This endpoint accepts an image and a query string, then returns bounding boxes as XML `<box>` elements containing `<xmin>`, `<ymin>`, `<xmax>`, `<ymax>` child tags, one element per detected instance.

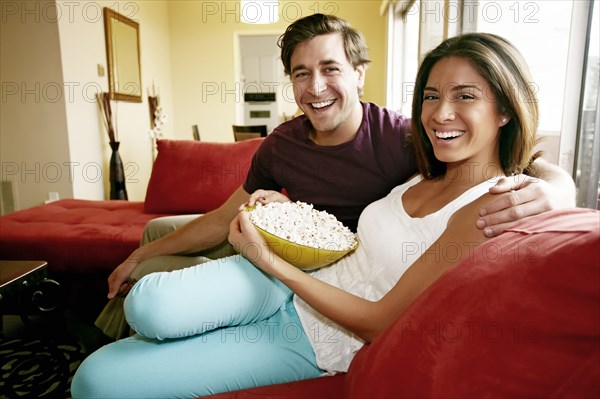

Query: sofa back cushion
<box><xmin>144</xmin><ymin>139</ymin><xmax>263</xmax><ymax>214</ymax></box>
<box><xmin>346</xmin><ymin>208</ymin><xmax>600</xmax><ymax>399</ymax></box>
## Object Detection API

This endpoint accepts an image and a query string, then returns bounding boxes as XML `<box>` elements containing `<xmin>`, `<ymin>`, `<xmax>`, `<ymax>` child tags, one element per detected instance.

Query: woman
<box><xmin>72</xmin><ymin>33</ymin><xmax>539</xmax><ymax>398</ymax></box>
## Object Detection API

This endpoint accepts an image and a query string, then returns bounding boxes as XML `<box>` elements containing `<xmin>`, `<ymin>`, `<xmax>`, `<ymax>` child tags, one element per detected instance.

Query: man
<box><xmin>96</xmin><ymin>14</ymin><xmax>574</xmax><ymax>340</ymax></box>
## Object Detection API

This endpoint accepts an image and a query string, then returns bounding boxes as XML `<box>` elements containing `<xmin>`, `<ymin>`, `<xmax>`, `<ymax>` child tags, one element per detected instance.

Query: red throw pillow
<box><xmin>346</xmin><ymin>208</ymin><xmax>600</xmax><ymax>399</ymax></box>
<box><xmin>144</xmin><ymin>139</ymin><xmax>263</xmax><ymax>214</ymax></box>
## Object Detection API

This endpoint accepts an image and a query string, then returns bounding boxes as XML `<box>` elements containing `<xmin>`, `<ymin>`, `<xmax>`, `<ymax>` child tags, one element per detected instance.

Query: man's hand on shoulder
<box><xmin>477</xmin><ymin>169</ymin><xmax>574</xmax><ymax>237</ymax></box>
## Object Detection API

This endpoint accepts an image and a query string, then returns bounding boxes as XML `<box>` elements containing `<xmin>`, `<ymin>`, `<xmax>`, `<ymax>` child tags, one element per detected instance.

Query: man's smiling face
<box><xmin>290</xmin><ymin>33</ymin><xmax>365</xmax><ymax>142</ymax></box>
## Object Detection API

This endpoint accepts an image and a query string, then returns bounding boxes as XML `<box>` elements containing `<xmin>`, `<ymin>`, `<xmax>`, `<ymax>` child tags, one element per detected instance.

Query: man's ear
<box><xmin>356</xmin><ymin>64</ymin><xmax>366</xmax><ymax>88</ymax></box>
<box><xmin>355</xmin><ymin>65</ymin><xmax>367</xmax><ymax>97</ymax></box>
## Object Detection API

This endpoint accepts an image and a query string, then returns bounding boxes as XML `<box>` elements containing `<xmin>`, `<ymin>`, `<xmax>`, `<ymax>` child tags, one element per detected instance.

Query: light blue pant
<box><xmin>71</xmin><ymin>256</ymin><xmax>322</xmax><ymax>398</ymax></box>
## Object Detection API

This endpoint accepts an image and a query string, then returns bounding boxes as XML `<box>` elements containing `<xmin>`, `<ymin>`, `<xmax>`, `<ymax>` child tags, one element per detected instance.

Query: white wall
<box><xmin>57</xmin><ymin>0</ymin><xmax>175</xmax><ymax>202</ymax></box>
<box><xmin>56</xmin><ymin>0</ymin><xmax>108</xmax><ymax>201</ymax></box>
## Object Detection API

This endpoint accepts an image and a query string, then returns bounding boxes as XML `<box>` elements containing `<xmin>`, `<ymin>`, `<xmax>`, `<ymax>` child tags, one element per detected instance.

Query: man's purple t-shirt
<box><xmin>244</xmin><ymin>102</ymin><xmax>415</xmax><ymax>232</ymax></box>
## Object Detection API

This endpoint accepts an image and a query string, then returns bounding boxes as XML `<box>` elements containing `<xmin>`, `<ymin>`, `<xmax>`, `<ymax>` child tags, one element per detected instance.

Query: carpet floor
<box><xmin>0</xmin><ymin>336</ymin><xmax>85</xmax><ymax>399</ymax></box>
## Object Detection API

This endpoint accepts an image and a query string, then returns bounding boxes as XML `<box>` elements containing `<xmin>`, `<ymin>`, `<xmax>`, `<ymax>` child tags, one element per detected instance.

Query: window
<box><xmin>385</xmin><ymin>0</ymin><xmax>595</xmax><ymax>166</ymax></box>
<box><xmin>473</xmin><ymin>1</ymin><xmax>573</xmax><ymax>138</ymax></box>
<box><xmin>385</xmin><ymin>0</ymin><xmax>420</xmax><ymax>117</ymax></box>
<box><xmin>573</xmin><ymin>0</ymin><xmax>599</xmax><ymax>209</ymax></box>
<box><xmin>386</xmin><ymin>1</ymin><xmax>574</xmax><ymax>158</ymax></box>
<box><xmin>385</xmin><ymin>0</ymin><xmax>599</xmax><ymax>209</ymax></box>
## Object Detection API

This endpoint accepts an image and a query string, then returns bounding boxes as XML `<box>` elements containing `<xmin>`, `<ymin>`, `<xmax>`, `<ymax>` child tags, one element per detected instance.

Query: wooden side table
<box><xmin>0</xmin><ymin>260</ymin><xmax>62</xmax><ymax>332</ymax></box>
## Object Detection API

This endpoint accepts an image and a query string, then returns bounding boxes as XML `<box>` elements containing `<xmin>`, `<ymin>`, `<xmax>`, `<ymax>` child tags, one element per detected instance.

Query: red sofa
<box><xmin>204</xmin><ymin>208</ymin><xmax>600</xmax><ymax>399</ymax></box>
<box><xmin>0</xmin><ymin>138</ymin><xmax>263</xmax><ymax>319</ymax></box>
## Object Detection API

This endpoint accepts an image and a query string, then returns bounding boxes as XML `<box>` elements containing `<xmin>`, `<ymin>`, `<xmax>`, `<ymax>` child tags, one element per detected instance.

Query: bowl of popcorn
<box><xmin>246</xmin><ymin>201</ymin><xmax>358</xmax><ymax>270</ymax></box>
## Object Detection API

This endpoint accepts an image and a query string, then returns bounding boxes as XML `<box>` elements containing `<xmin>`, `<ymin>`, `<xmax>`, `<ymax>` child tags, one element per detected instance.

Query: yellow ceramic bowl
<box><xmin>252</xmin><ymin>224</ymin><xmax>358</xmax><ymax>271</ymax></box>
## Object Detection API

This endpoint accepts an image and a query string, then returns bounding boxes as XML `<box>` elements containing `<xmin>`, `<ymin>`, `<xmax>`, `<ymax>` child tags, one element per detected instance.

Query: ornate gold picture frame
<box><xmin>103</xmin><ymin>7</ymin><xmax>142</xmax><ymax>102</ymax></box>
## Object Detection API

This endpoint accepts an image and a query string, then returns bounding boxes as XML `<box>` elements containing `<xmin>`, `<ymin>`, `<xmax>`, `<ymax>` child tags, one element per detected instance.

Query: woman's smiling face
<box><xmin>421</xmin><ymin>56</ymin><xmax>509</xmax><ymax>169</ymax></box>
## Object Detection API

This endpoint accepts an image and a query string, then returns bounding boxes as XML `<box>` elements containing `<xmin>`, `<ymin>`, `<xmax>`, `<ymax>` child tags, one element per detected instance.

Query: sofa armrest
<box><xmin>346</xmin><ymin>208</ymin><xmax>600</xmax><ymax>398</ymax></box>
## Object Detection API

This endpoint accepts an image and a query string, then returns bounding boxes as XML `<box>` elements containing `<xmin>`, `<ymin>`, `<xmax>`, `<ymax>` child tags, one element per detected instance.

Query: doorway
<box><xmin>235</xmin><ymin>33</ymin><xmax>297</xmax><ymax>133</ymax></box>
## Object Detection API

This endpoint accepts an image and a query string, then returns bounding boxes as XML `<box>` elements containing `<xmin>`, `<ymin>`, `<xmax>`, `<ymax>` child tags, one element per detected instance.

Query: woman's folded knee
<box><xmin>71</xmin><ymin>354</ymin><xmax>112</xmax><ymax>398</ymax></box>
<box><xmin>124</xmin><ymin>275</ymin><xmax>174</xmax><ymax>338</ymax></box>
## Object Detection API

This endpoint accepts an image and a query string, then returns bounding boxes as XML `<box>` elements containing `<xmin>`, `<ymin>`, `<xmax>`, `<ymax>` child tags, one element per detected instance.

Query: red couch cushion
<box><xmin>202</xmin><ymin>375</ymin><xmax>345</xmax><ymax>399</ymax></box>
<box><xmin>144</xmin><ymin>139</ymin><xmax>263</xmax><ymax>214</ymax></box>
<box><xmin>346</xmin><ymin>208</ymin><xmax>600</xmax><ymax>398</ymax></box>
<box><xmin>0</xmin><ymin>199</ymin><xmax>164</xmax><ymax>274</ymax></box>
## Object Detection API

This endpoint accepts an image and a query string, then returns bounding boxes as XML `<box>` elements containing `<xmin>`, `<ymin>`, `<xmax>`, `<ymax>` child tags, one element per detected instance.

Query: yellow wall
<box><xmin>1</xmin><ymin>0</ymin><xmax>386</xmax><ymax>208</ymax></box>
<box><xmin>168</xmin><ymin>1</ymin><xmax>387</xmax><ymax>142</ymax></box>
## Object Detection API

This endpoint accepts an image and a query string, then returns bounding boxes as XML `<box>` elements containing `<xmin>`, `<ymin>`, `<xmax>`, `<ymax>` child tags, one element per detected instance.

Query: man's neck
<box><xmin>310</xmin><ymin>129</ymin><xmax>358</xmax><ymax>146</ymax></box>
<box><xmin>309</xmin><ymin>102</ymin><xmax>364</xmax><ymax>146</ymax></box>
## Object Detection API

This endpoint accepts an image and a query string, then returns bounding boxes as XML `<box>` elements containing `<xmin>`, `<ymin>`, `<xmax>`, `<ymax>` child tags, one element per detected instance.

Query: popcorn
<box><xmin>248</xmin><ymin>201</ymin><xmax>357</xmax><ymax>251</ymax></box>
